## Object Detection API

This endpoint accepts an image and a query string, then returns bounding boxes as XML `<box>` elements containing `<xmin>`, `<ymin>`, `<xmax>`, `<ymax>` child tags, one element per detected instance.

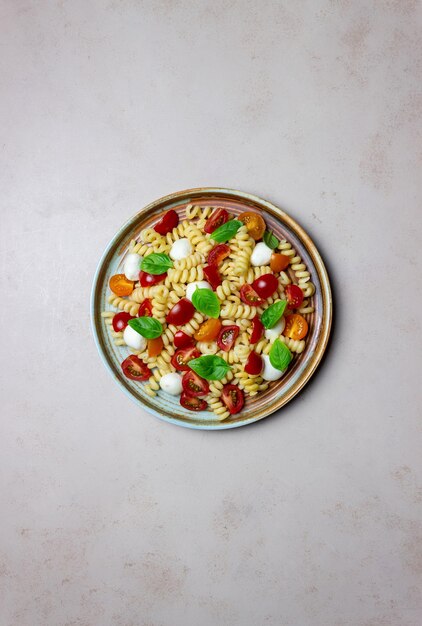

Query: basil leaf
<box><xmin>263</xmin><ymin>230</ymin><xmax>279</xmax><ymax>250</ymax></box>
<box><xmin>269</xmin><ymin>338</ymin><xmax>292</xmax><ymax>371</ymax></box>
<box><xmin>261</xmin><ymin>300</ymin><xmax>287</xmax><ymax>329</ymax></box>
<box><xmin>210</xmin><ymin>220</ymin><xmax>242</xmax><ymax>243</ymax></box>
<box><xmin>128</xmin><ymin>316</ymin><xmax>163</xmax><ymax>339</ymax></box>
<box><xmin>140</xmin><ymin>253</ymin><xmax>173</xmax><ymax>275</ymax></box>
<box><xmin>192</xmin><ymin>288</ymin><xmax>220</xmax><ymax>318</ymax></box>
<box><xmin>189</xmin><ymin>355</ymin><xmax>231</xmax><ymax>380</ymax></box>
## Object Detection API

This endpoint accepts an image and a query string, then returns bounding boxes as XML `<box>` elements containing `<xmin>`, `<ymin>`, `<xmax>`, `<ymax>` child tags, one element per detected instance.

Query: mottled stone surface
<box><xmin>1</xmin><ymin>1</ymin><xmax>421</xmax><ymax>625</ymax></box>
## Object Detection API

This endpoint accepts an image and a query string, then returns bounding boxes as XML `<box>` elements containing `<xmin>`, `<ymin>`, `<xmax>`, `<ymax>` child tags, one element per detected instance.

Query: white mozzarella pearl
<box><xmin>264</xmin><ymin>318</ymin><xmax>286</xmax><ymax>343</ymax></box>
<box><xmin>123</xmin><ymin>253</ymin><xmax>142</xmax><ymax>281</ymax></box>
<box><xmin>250</xmin><ymin>242</ymin><xmax>273</xmax><ymax>267</ymax></box>
<box><xmin>169</xmin><ymin>238</ymin><xmax>192</xmax><ymax>261</ymax></box>
<box><xmin>186</xmin><ymin>281</ymin><xmax>212</xmax><ymax>302</ymax></box>
<box><xmin>159</xmin><ymin>372</ymin><xmax>183</xmax><ymax>396</ymax></box>
<box><xmin>261</xmin><ymin>354</ymin><xmax>286</xmax><ymax>381</ymax></box>
<box><xmin>123</xmin><ymin>325</ymin><xmax>147</xmax><ymax>351</ymax></box>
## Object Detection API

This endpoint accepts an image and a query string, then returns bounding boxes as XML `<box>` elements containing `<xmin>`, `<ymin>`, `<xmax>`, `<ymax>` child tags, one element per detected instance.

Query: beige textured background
<box><xmin>1</xmin><ymin>1</ymin><xmax>421</xmax><ymax>625</ymax></box>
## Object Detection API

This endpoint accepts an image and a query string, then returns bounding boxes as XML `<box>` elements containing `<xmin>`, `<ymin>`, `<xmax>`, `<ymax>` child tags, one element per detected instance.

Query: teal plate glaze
<box><xmin>90</xmin><ymin>188</ymin><xmax>332</xmax><ymax>430</ymax></box>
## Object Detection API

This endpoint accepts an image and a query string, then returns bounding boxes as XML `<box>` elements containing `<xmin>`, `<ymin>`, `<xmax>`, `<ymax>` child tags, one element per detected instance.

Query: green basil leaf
<box><xmin>261</xmin><ymin>300</ymin><xmax>287</xmax><ymax>329</ymax></box>
<box><xmin>140</xmin><ymin>253</ymin><xmax>173</xmax><ymax>275</ymax></box>
<box><xmin>269</xmin><ymin>338</ymin><xmax>292</xmax><ymax>371</ymax></box>
<box><xmin>188</xmin><ymin>355</ymin><xmax>231</xmax><ymax>380</ymax></box>
<box><xmin>263</xmin><ymin>230</ymin><xmax>279</xmax><ymax>250</ymax></box>
<box><xmin>128</xmin><ymin>316</ymin><xmax>163</xmax><ymax>339</ymax></box>
<box><xmin>191</xmin><ymin>288</ymin><xmax>220</xmax><ymax>318</ymax></box>
<box><xmin>210</xmin><ymin>219</ymin><xmax>242</xmax><ymax>243</ymax></box>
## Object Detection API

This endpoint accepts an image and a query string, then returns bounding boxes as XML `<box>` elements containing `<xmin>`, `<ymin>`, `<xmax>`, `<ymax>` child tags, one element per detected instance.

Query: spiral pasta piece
<box><xmin>235</xmin><ymin>371</ymin><xmax>269</xmax><ymax>396</ymax></box>
<box><xmin>108</xmin><ymin>294</ymin><xmax>139</xmax><ymax>316</ymax></box>
<box><xmin>220</xmin><ymin>303</ymin><xmax>258</xmax><ymax>320</ymax></box>
<box><xmin>207</xmin><ymin>396</ymin><xmax>230</xmax><ymax>421</ymax></box>
<box><xmin>185</xmin><ymin>204</ymin><xmax>214</xmax><ymax>221</ymax></box>
<box><xmin>181</xmin><ymin>311</ymin><xmax>204</xmax><ymax>336</ymax></box>
<box><xmin>229</xmin><ymin>226</ymin><xmax>254</xmax><ymax>276</ymax></box>
<box><xmin>197</xmin><ymin>341</ymin><xmax>218</xmax><ymax>355</ymax></box>
<box><xmin>151</xmin><ymin>285</ymin><xmax>169</xmax><ymax>324</ymax></box>
<box><xmin>165</xmin><ymin>266</ymin><xmax>205</xmax><ymax>285</ymax></box>
<box><xmin>278</xmin><ymin>239</ymin><xmax>315</xmax><ymax>297</ymax></box>
<box><xmin>184</xmin><ymin>224</ymin><xmax>213</xmax><ymax>256</ymax></box>
<box><xmin>173</xmin><ymin>251</ymin><xmax>204</xmax><ymax>271</ymax></box>
<box><xmin>278</xmin><ymin>335</ymin><xmax>306</xmax><ymax>354</ymax></box>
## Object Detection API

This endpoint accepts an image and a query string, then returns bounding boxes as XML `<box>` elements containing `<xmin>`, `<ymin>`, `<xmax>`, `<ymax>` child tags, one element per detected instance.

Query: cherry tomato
<box><xmin>148</xmin><ymin>336</ymin><xmax>164</xmax><ymax>357</ymax></box>
<box><xmin>138</xmin><ymin>298</ymin><xmax>153</xmax><ymax>317</ymax></box>
<box><xmin>283</xmin><ymin>314</ymin><xmax>308</xmax><ymax>340</ymax></box>
<box><xmin>203</xmin><ymin>264</ymin><xmax>222</xmax><ymax>290</ymax></box>
<box><xmin>112</xmin><ymin>312</ymin><xmax>133</xmax><ymax>332</ymax></box>
<box><xmin>171</xmin><ymin>346</ymin><xmax>201</xmax><ymax>371</ymax></box>
<box><xmin>217</xmin><ymin>325</ymin><xmax>239</xmax><ymax>351</ymax></box>
<box><xmin>139</xmin><ymin>271</ymin><xmax>167</xmax><ymax>287</ymax></box>
<box><xmin>182</xmin><ymin>371</ymin><xmax>209</xmax><ymax>397</ymax></box>
<box><xmin>207</xmin><ymin>244</ymin><xmax>230</xmax><ymax>266</ymax></box>
<box><xmin>250</xmin><ymin>315</ymin><xmax>264</xmax><ymax>344</ymax></box>
<box><xmin>204</xmin><ymin>208</ymin><xmax>229</xmax><ymax>234</ymax></box>
<box><xmin>238</xmin><ymin>212</ymin><xmax>266</xmax><ymax>240</ymax></box>
<box><xmin>240</xmin><ymin>285</ymin><xmax>265</xmax><ymax>306</ymax></box>
<box><xmin>285</xmin><ymin>284</ymin><xmax>304</xmax><ymax>308</ymax></box>
<box><xmin>221</xmin><ymin>384</ymin><xmax>244</xmax><ymax>415</ymax></box>
<box><xmin>180</xmin><ymin>392</ymin><xmax>207</xmax><ymax>411</ymax></box>
<box><xmin>252</xmin><ymin>273</ymin><xmax>279</xmax><ymax>299</ymax></box>
<box><xmin>194</xmin><ymin>318</ymin><xmax>222</xmax><ymax>341</ymax></box>
<box><xmin>244</xmin><ymin>351</ymin><xmax>263</xmax><ymax>375</ymax></box>
<box><xmin>270</xmin><ymin>253</ymin><xmax>290</xmax><ymax>272</ymax></box>
<box><xmin>166</xmin><ymin>298</ymin><xmax>195</xmax><ymax>325</ymax></box>
<box><xmin>154</xmin><ymin>209</ymin><xmax>179</xmax><ymax>235</ymax></box>
<box><xmin>109</xmin><ymin>274</ymin><xmax>135</xmax><ymax>296</ymax></box>
<box><xmin>174</xmin><ymin>330</ymin><xmax>195</xmax><ymax>348</ymax></box>
<box><xmin>121</xmin><ymin>355</ymin><xmax>151</xmax><ymax>381</ymax></box>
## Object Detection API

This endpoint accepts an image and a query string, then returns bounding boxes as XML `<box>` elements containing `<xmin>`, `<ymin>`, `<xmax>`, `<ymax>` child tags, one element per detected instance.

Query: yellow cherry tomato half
<box><xmin>270</xmin><ymin>253</ymin><xmax>290</xmax><ymax>272</ymax></box>
<box><xmin>238</xmin><ymin>212</ymin><xmax>266</xmax><ymax>241</ymax></box>
<box><xmin>193</xmin><ymin>318</ymin><xmax>222</xmax><ymax>342</ymax></box>
<box><xmin>148</xmin><ymin>336</ymin><xmax>164</xmax><ymax>358</ymax></box>
<box><xmin>283</xmin><ymin>314</ymin><xmax>308</xmax><ymax>340</ymax></box>
<box><xmin>109</xmin><ymin>273</ymin><xmax>135</xmax><ymax>296</ymax></box>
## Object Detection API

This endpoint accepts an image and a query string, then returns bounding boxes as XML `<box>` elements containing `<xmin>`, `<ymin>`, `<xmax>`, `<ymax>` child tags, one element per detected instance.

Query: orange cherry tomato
<box><xmin>270</xmin><ymin>253</ymin><xmax>290</xmax><ymax>272</ymax></box>
<box><xmin>194</xmin><ymin>318</ymin><xmax>222</xmax><ymax>342</ymax></box>
<box><xmin>238</xmin><ymin>212</ymin><xmax>266</xmax><ymax>240</ymax></box>
<box><xmin>109</xmin><ymin>274</ymin><xmax>135</xmax><ymax>296</ymax></box>
<box><xmin>283</xmin><ymin>314</ymin><xmax>308</xmax><ymax>340</ymax></box>
<box><xmin>148</xmin><ymin>336</ymin><xmax>164</xmax><ymax>357</ymax></box>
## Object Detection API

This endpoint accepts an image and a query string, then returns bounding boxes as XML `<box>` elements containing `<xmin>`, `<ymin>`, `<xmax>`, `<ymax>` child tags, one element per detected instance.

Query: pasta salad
<box><xmin>101</xmin><ymin>204</ymin><xmax>315</xmax><ymax>421</ymax></box>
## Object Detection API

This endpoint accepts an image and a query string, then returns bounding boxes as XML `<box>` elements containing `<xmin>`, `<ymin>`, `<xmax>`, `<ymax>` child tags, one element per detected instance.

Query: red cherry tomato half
<box><xmin>252</xmin><ymin>273</ymin><xmax>279</xmax><ymax>299</ymax></box>
<box><xmin>250</xmin><ymin>315</ymin><xmax>264</xmax><ymax>344</ymax></box>
<box><xmin>203</xmin><ymin>264</ymin><xmax>222</xmax><ymax>290</ymax></box>
<box><xmin>285</xmin><ymin>284</ymin><xmax>304</xmax><ymax>308</ymax></box>
<box><xmin>154</xmin><ymin>209</ymin><xmax>179</xmax><ymax>235</ymax></box>
<box><xmin>121</xmin><ymin>355</ymin><xmax>151</xmax><ymax>381</ymax></box>
<box><xmin>180</xmin><ymin>392</ymin><xmax>207</xmax><ymax>411</ymax></box>
<box><xmin>166</xmin><ymin>298</ymin><xmax>195</xmax><ymax>325</ymax></box>
<box><xmin>139</xmin><ymin>271</ymin><xmax>167</xmax><ymax>287</ymax></box>
<box><xmin>244</xmin><ymin>351</ymin><xmax>263</xmax><ymax>375</ymax></box>
<box><xmin>221</xmin><ymin>384</ymin><xmax>244</xmax><ymax>415</ymax></box>
<box><xmin>112</xmin><ymin>312</ymin><xmax>133</xmax><ymax>332</ymax></box>
<box><xmin>217</xmin><ymin>325</ymin><xmax>239</xmax><ymax>351</ymax></box>
<box><xmin>171</xmin><ymin>346</ymin><xmax>201</xmax><ymax>371</ymax></box>
<box><xmin>204</xmin><ymin>208</ymin><xmax>229</xmax><ymax>234</ymax></box>
<box><xmin>207</xmin><ymin>244</ymin><xmax>230</xmax><ymax>266</ymax></box>
<box><xmin>240</xmin><ymin>285</ymin><xmax>265</xmax><ymax>306</ymax></box>
<box><xmin>174</xmin><ymin>330</ymin><xmax>195</xmax><ymax>348</ymax></box>
<box><xmin>138</xmin><ymin>298</ymin><xmax>153</xmax><ymax>317</ymax></box>
<box><xmin>182</xmin><ymin>371</ymin><xmax>210</xmax><ymax>397</ymax></box>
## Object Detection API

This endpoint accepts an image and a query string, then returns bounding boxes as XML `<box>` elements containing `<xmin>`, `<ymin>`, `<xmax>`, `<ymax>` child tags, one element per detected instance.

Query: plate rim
<box><xmin>90</xmin><ymin>187</ymin><xmax>333</xmax><ymax>430</ymax></box>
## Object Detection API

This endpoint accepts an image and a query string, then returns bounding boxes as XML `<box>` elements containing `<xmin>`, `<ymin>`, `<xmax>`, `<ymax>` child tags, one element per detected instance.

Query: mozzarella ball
<box><xmin>186</xmin><ymin>281</ymin><xmax>212</xmax><ymax>302</ymax></box>
<box><xmin>170</xmin><ymin>238</ymin><xmax>192</xmax><ymax>261</ymax></box>
<box><xmin>261</xmin><ymin>354</ymin><xmax>286</xmax><ymax>381</ymax></box>
<box><xmin>264</xmin><ymin>318</ymin><xmax>286</xmax><ymax>343</ymax></box>
<box><xmin>123</xmin><ymin>252</ymin><xmax>141</xmax><ymax>281</ymax></box>
<box><xmin>123</xmin><ymin>325</ymin><xmax>147</xmax><ymax>351</ymax></box>
<box><xmin>250</xmin><ymin>242</ymin><xmax>273</xmax><ymax>267</ymax></box>
<box><xmin>159</xmin><ymin>372</ymin><xmax>183</xmax><ymax>396</ymax></box>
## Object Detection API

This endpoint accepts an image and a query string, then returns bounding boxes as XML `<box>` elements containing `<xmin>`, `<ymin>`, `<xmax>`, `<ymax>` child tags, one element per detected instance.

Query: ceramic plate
<box><xmin>91</xmin><ymin>188</ymin><xmax>332</xmax><ymax>429</ymax></box>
